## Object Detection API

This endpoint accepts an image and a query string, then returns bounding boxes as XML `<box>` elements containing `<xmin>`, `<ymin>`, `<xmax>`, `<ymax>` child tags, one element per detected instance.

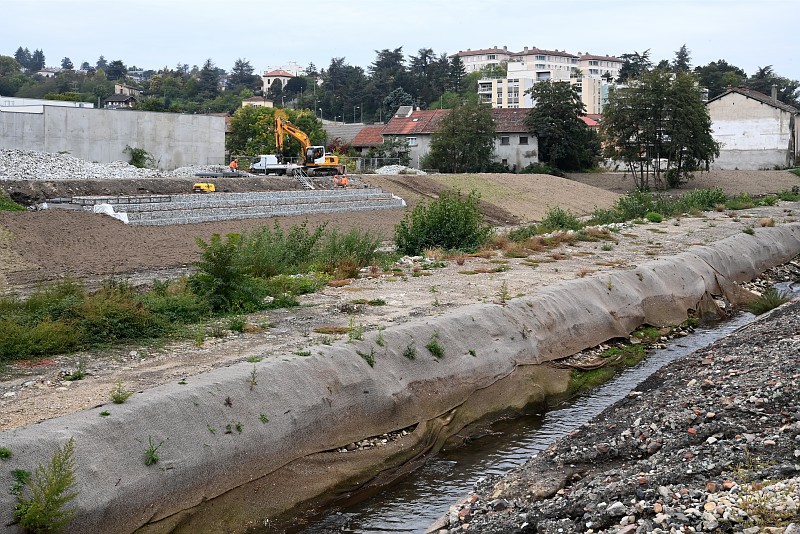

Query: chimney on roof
<box><xmin>524</xmin><ymin>46</ymin><xmax>528</xmax><ymax>52</ymax></box>
<box><xmin>771</xmin><ymin>84</ymin><xmax>778</xmax><ymax>101</ymax></box>
<box><xmin>504</xmin><ymin>45</ymin><xmax>507</xmax><ymax>50</ymax></box>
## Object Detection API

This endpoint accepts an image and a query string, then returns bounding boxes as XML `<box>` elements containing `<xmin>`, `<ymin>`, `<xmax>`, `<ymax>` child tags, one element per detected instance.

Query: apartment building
<box><xmin>472</xmin><ymin>47</ymin><xmax>620</xmax><ymax>114</ymax></box>
<box><xmin>451</xmin><ymin>46</ymin><xmax>515</xmax><ymax>72</ymax></box>
<box><xmin>578</xmin><ymin>54</ymin><xmax>622</xmax><ymax>81</ymax></box>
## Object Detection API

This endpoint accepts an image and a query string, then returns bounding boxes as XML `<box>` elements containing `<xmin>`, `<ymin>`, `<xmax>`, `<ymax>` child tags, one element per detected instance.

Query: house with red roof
<box><xmin>261</xmin><ymin>69</ymin><xmax>294</xmax><ymax>94</ymax></box>
<box><xmin>380</xmin><ymin>106</ymin><xmax>538</xmax><ymax>170</ymax></box>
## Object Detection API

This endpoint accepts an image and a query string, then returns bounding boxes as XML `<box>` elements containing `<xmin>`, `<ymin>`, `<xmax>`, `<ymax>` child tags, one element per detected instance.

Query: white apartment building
<box><xmin>451</xmin><ymin>46</ymin><xmax>515</xmax><ymax>72</ymax></box>
<box><xmin>577</xmin><ymin>54</ymin><xmax>622</xmax><ymax>81</ymax></box>
<box><xmin>474</xmin><ymin>48</ymin><xmax>620</xmax><ymax>114</ymax></box>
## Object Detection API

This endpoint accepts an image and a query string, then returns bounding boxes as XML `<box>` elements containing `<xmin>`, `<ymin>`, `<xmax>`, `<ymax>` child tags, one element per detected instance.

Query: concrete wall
<box><xmin>708</xmin><ymin>92</ymin><xmax>797</xmax><ymax>170</ymax></box>
<box><xmin>0</xmin><ymin>106</ymin><xmax>226</xmax><ymax>169</ymax></box>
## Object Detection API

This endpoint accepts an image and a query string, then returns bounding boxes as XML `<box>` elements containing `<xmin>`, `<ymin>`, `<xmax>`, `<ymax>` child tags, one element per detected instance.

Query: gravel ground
<box><xmin>435</xmin><ymin>264</ymin><xmax>800</xmax><ymax>534</ymax></box>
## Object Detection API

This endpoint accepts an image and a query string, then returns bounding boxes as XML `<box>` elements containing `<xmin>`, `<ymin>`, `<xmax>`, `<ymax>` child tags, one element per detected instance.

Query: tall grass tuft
<box><xmin>746</xmin><ymin>287</ymin><xmax>791</xmax><ymax>315</ymax></box>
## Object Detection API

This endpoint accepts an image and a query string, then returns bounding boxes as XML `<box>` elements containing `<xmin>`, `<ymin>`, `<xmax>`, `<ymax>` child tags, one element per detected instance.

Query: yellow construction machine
<box><xmin>274</xmin><ymin>114</ymin><xmax>343</xmax><ymax>176</ymax></box>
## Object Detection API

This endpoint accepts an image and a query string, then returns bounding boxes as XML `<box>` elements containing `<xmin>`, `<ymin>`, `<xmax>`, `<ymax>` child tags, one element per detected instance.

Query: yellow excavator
<box><xmin>274</xmin><ymin>114</ymin><xmax>342</xmax><ymax>176</ymax></box>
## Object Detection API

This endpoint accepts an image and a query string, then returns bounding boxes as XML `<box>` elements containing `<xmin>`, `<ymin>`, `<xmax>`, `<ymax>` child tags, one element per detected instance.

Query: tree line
<box><xmin>1</xmin><ymin>43</ymin><xmax>798</xmax><ymax>188</ymax></box>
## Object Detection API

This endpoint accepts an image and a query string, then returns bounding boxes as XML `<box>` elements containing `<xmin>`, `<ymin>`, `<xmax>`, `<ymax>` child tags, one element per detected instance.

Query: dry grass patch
<box><xmin>759</xmin><ymin>217</ymin><xmax>775</xmax><ymax>227</ymax></box>
<box><xmin>329</xmin><ymin>279</ymin><xmax>353</xmax><ymax>288</ymax></box>
<box><xmin>313</xmin><ymin>325</ymin><xmax>351</xmax><ymax>335</ymax></box>
<box><xmin>576</xmin><ymin>268</ymin><xmax>596</xmax><ymax>278</ymax></box>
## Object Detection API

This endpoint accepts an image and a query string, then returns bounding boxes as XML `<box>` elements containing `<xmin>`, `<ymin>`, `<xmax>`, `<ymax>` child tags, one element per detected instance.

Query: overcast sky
<box><xmin>4</xmin><ymin>0</ymin><xmax>798</xmax><ymax>81</ymax></box>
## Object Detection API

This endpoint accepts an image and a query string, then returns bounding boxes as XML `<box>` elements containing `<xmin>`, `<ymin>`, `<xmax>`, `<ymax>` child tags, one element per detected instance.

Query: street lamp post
<box><xmin>318</xmin><ymin>107</ymin><xmax>322</xmax><ymax>120</ymax></box>
<box><xmin>353</xmin><ymin>105</ymin><xmax>359</xmax><ymax>124</ymax></box>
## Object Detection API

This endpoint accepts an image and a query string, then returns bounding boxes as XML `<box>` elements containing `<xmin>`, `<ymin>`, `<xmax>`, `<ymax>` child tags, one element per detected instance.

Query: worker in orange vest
<box><xmin>229</xmin><ymin>158</ymin><xmax>238</xmax><ymax>173</ymax></box>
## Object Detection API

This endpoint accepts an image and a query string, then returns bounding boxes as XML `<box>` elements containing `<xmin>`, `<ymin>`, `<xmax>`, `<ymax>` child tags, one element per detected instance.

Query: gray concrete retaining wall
<box><xmin>0</xmin><ymin>107</ymin><xmax>225</xmax><ymax>169</ymax></box>
<box><xmin>1</xmin><ymin>224</ymin><xmax>798</xmax><ymax>533</ymax></box>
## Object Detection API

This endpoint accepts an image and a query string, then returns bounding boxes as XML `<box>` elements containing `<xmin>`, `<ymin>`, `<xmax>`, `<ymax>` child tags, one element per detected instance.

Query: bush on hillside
<box><xmin>394</xmin><ymin>190</ymin><xmax>491</xmax><ymax>255</ymax></box>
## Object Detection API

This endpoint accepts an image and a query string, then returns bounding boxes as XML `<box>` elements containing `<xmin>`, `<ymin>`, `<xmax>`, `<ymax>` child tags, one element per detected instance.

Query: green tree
<box><xmin>449</xmin><ymin>55</ymin><xmax>467</xmax><ymax>92</ymax></box>
<box><xmin>196</xmin><ymin>58</ymin><xmax>220</xmax><ymax>99</ymax></box>
<box><xmin>106</xmin><ymin>59</ymin><xmax>127</xmax><ymax>81</ymax></box>
<box><xmin>30</xmin><ymin>49</ymin><xmax>45</xmax><ymax>71</ymax></box>
<box><xmin>694</xmin><ymin>60</ymin><xmax>747</xmax><ymax>99</ymax></box>
<box><xmin>525</xmin><ymin>80</ymin><xmax>596</xmax><ymax>170</ymax></box>
<box><xmin>14</xmin><ymin>47</ymin><xmax>32</xmax><ymax>69</ymax></box>
<box><xmin>617</xmin><ymin>50</ymin><xmax>651</xmax><ymax>83</ymax></box>
<box><xmin>60</xmin><ymin>57</ymin><xmax>73</xmax><ymax>70</ymax></box>
<box><xmin>366</xmin><ymin>136</ymin><xmax>410</xmax><ymax>166</ymax></box>
<box><xmin>601</xmin><ymin>70</ymin><xmax>719</xmax><ymax>190</ymax></box>
<box><xmin>0</xmin><ymin>55</ymin><xmax>22</xmax><ymax>77</ymax></box>
<box><xmin>227</xmin><ymin>58</ymin><xmax>260</xmax><ymax>92</ymax></box>
<box><xmin>267</xmin><ymin>78</ymin><xmax>283</xmax><ymax>104</ymax></box>
<box><xmin>95</xmin><ymin>56</ymin><xmax>108</xmax><ymax>71</ymax></box>
<box><xmin>747</xmin><ymin>65</ymin><xmax>800</xmax><ymax>108</ymax></box>
<box><xmin>382</xmin><ymin>86</ymin><xmax>413</xmax><ymax>118</ymax></box>
<box><xmin>424</xmin><ymin>100</ymin><xmax>496</xmax><ymax>173</ymax></box>
<box><xmin>672</xmin><ymin>44</ymin><xmax>692</xmax><ymax>73</ymax></box>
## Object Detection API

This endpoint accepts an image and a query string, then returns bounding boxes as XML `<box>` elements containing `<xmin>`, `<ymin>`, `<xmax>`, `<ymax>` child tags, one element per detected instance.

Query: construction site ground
<box><xmin>1</xmin><ymin>169</ymin><xmax>799</xmax><ymax>434</ymax></box>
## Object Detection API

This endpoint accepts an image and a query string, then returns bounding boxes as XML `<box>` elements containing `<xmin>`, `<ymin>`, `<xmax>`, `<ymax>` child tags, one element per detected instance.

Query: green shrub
<box><xmin>616</xmin><ymin>190</ymin><xmax>655</xmax><ymax>220</ymax></box>
<box><xmin>0</xmin><ymin>189</ymin><xmax>25</xmax><ymax>211</ymax></box>
<box><xmin>539</xmin><ymin>206</ymin><xmax>584</xmax><ymax>232</ymax></box>
<box><xmin>190</xmin><ymin>233</ymin><xmax>268</xmax><ymax>313</ymax></box>
<box><xmin>75</xmin><ymin>281</ymin><xmax>163</xmax><ymax>343</ymax></box>
<box><xmin>645</xmin><ymin>211</ymin><xmax>663</xmax><ymax>223</ymax></box>
<box><xmin>746</xmin><ymin>287</ymin><xmax>791</xmax><ymax>315</ymax></box>
<box><xmin>394</xmin><ymin>190</ymin><xmax>491</xmax><ymax>255</ymax></box>
<box><xmin>138</xmin><ymin>278</ymin><xmax>211</xmax><ymax>325</ymax></box>
<box><xmin>314</xmin><ymin>228</ymin><xmax>382</xmax><ymax>277</ymax></box>
<box><xmin>778</xmin><ymin>186</ymin><xmax>800</xmax><ymax>201</ymax></box>
<box><xmin>241</xmin><ymin>221</ymin><xmax>325</xmax><ymax>278</ymax></box>
<box><xmin>264</xmin><ymin>272</ymin><xmax>331</xmax><ymax>297</ymax></box>
<box><xmin>726</xmin><ymin>193</ymin><xmax>755</xmax><ymax>210</ymax></box>
<box><xmin>15</xmin><ymin>438</ymin><xmax>78</xmax><ymax>534</ymax></box>
<box><xmin>587</xmin><ymin>207</ymin><xmax>622</xmax><ymax>226</ymax></box>
<box><xmin>678</xmin><ymin>188</ymin><xmax>727</xmax><ymax>212</ymax></box>
<box><xmin>0</xmin><ymin>319</ymin><xmax>82</xmax><ymax>362</ymax></box>
<box><xmin>123</xmin><ymin>145</ymin><xmax>155</xmax><ymax>168</ymax></box>
<box><xmin>519</xmin><ymin>162</ymin><xmax>565</xmax><ymax>177</ymax></box>
<box><xmin>23</xmin><ymin>279</ymin><xmax>86</xmax><ymax>324</ymax></box>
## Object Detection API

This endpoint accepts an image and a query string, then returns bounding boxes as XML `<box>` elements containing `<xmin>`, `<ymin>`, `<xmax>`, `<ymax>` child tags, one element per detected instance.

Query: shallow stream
<box><xmin>282</xmin><ymin>312</ymin><xmax>756</xmax><ymax>533</ymax></box>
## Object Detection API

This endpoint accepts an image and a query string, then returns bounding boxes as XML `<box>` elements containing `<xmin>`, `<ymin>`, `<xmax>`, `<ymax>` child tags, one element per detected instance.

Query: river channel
<box><xmin>276</xmin><ymin>311</ymin><xmax>757</xmax><ymax>534</ymax></box>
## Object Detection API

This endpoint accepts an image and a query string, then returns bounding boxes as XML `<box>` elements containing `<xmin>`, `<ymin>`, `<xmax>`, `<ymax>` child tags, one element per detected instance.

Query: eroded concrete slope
<box><xmin>1</xmin><ymin>224</ymin><xmax>798</xmax><ymax>533</ymax></box>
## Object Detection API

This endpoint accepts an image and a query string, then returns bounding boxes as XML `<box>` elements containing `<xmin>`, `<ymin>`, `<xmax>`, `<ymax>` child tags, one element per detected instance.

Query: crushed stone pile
<box><xmin>374</xmin><ymin>164</ymin><xmax>427</xmax><ymax>175</ymax></box>
<box><xmin>0</xmin><ymin>149</ymin><xmax>233</xmax><ymax>181</ymax></box>
<box><xmin>439</xmin><ymin>294</ymin><xmax>800</xmax><ymax>533</ymax></box>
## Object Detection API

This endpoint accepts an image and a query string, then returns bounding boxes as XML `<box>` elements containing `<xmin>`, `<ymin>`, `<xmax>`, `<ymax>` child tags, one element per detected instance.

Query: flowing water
<box><xmin>288</xmin><ymin>312</ymin><xmax>757</xmax><ymax>533</ymax></box>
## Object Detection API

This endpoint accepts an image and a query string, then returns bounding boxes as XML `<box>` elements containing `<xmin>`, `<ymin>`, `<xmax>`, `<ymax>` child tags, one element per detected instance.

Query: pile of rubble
<box><xmin>374</xmin><ymin>164</ymin><xmax>427</xmax><ymax>175</ymax></box>
<box><xmin>0</xmin><ymin>149</ymin><xmax>230</xmax><ymax>181</ymax></box>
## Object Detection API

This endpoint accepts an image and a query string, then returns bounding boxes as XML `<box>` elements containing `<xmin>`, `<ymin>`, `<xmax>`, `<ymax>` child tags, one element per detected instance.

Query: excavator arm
<box><xmin>275</xmin><ymin>115</ymin><xmax>311</xmax><ymax>160</ymax></box>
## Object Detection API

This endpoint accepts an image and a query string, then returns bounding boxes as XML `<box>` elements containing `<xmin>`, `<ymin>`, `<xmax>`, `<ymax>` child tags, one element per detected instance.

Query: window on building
<box><xmin>500</xmin><ymin>136</ymin><xmax>510</xmax><ymax>145</ymax></box>
<box><xmin>519</xmin><ymin>136</ymin><xmax>528</xmax><ymax>145</ymax></box>
<box><xmin>407</xmin><ymin>137</ymin><xmax>418</xmax><ymax>146</ymax></box>
<box><xmin>487</xmin><ymin>54</ymin><xmax>497</xmax><ymax>60</ymax></box>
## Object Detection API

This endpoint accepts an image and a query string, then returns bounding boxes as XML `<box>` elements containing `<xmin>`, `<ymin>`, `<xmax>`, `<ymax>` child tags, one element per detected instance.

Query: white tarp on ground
<box><xmin>92</xmin><ymin>203</ymin><xmax>129</xmax><ymax>224</ymax></box>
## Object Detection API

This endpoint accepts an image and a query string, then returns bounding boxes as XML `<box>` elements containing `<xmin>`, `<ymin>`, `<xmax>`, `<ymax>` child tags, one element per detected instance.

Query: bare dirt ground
<box><xmin>0</xmin><ymin>170</ymin><xmax>799</xmax><ymax>432</ymax></box>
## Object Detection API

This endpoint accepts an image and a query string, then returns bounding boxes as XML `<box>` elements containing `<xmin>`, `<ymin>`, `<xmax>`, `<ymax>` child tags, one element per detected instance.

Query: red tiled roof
<box><xmin>352</xmin><ymin>125</ymin><xmax>385</xmax><ymax>147</ymax></box>
<box><xmin>263</xmin><ymin>69</ymin><xmax>294</xmax><ymax>78</ymax></box>
<box><xmin>382</xmin><ymin>109</ymin><xmax>450</xmax><ymax>135</ymax></box>
<box><xmin>490</xmin><ymin>108</ymin><xmax>530</xmax><ymax>133</ymax></box>
<box><xmin>580</xmin><ymin>54</ymin><xmax>622</xmax><ymax>62</ymax></box>
<box><xmin>579</xmin><ymin>115</ymin><xmax>599</xmax><ymax>127</ymax></box>
<box><xmin>512</xmin><ymin>48</ymin><xmax>578</xmax><ymax>59</ymax></box>
<box><xmin>450</xmin><ymin>47</ymin><xmax>512</xmax><ymax>58</ymax></box>
<box><xmin>383</xmin><ymin>108</ymin><xmax>531</xmax><ymax>135</ymax></box>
